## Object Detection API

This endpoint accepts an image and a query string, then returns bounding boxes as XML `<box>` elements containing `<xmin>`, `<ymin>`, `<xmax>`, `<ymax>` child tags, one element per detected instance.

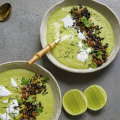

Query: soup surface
<box><xmin>47</xmin><ymin>6</ymin><xmax>114</xmax><ymax>69</ymax></box>
<box><xmin>0</xmin><ymin>69</ymin><xmax>54</xmax><ymax>120</ymax></box>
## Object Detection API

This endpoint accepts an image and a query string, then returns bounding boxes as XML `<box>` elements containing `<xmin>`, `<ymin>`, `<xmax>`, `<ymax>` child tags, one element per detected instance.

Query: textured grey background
<box><xmin>0</xmin><ymin>0</ymin><xmax>120</xmax><ymax>120</ymax></box>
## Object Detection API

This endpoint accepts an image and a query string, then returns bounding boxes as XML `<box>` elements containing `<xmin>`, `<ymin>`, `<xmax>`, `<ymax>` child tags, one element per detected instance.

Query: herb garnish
<box><xmin>19</xmin><ymin>74</ymin><xmax>47</xmax><ymax>119</ymax></box>
<box><xmin>89</xmin><ymin>50</ymin><xmax>95</xmax><ymax>54</ymax></box>
<box><xmin>70</xmin><ymin>5</ymin><xmax>109</xmax><ymax>67</ymax></box>
<box><xmin>26</xmin><ymin>97</ymin><xmax>36</xmax><ymax>105</ymax></box>
<box><xmin>21</xmin><ymin>77</ymin><xmax>30</xmax><ymax>85</ymax></box>
<box><xmin>40</xmin><ymin>76</ymin><xmax>49</xmax><ymax>83</ymax></box>
<box><xmin>81</xmin><ymin>16</ymin><xmax>92</xmax><ymax>28</ymax></box>
<box><xmin>70</xmin><ymin>9</ymin><xmax>76</xmax><ymax>18</ymax></box>
<box><xmin>17</xmin><ymin>98</ymin><xmax>23</xmax><ymax>105</ymax></box>
<box><xmin>95</xmin><ymin>30</ymin><xmax>100</xmax><ymax>35</ymax></box>
<box><xmin>36</xmin><ymin>107</ymin><xmax>43</xmax><ymax>115</ymax></box>
<box><xmin>97</xmin><ymin>51</ymin><xmax>103</xmax><ymax>56</ymax></box>
<box><xmin>90</xmin><ymin>62</ymin><xmax>97</xmax><ymax>69</ymax></box>
<box><xmin>82</xmin><ymin>44</ymin><xmax>88</xmax><ymax>50</ymax></box>
<box><xmin>97</xmin><ymin>55</ymin><xmax>102</xmax><ymax>59</ymax></box>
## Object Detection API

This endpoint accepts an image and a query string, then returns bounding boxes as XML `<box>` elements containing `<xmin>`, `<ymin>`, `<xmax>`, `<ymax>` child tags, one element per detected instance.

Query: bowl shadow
<box><xmin>62</xmin><ymin>107</ymin><xmax>86</xmax><ymax>120</ymax></box>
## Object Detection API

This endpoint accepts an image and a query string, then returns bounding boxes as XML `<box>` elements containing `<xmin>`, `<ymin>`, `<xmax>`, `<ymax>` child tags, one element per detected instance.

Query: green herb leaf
<box><xmin>70</xmin><ymin>9</ymin><xmax>76</xmax><ymax>18</ymax></box>
<box><xmin>97</xmin><ymin>55</ymin><xmax>102</xmax><ymax>59</ymax></box>
<box><xmin>17</xmin><ymin>99</ymin><xmax>23</xmax><ymax>104</ymax></box>
<box><xmin>86</xmin><ymin>22</ymin><xmax>92</xmax><ymax>28</ymax></box>
<box><xmin>97</xmin><ymin>51</ymin><xmax>103</xmax><ymax>56</ymax></box>
<box><xmin>89</xmin><ymin>50</ymin><xmax>95</xmax><ymax>54</ymax></box>
<box><xmin>26</xmin><ymin>97</ymin><xmax>35</xmax><ymax>105</ymax></box>
<box><xmin>90</xmin><ymin>62</ymin><xmax>97</xmax><ymax>69</ymax></box>
<box><xmin>82</xmin><ymin>44</ymin><xmax>88</xmax><ymax>50</ymax></box>
<box><xmin>81</xmin><ymin>16</ymin><xmax>92</xmax><ymax>28</ymax></box>
<box><xmin>95</xmin><ymin>30</ymin><xmax>100</xmax><ymax>35</ymax></box>
<box><xmin>13</xmin><ymin>117</ymin><xmax>17</xmax><ymax>120</ymax></box>
<box><xmin>40</xmin><ymin>77</ymin><xmax>49</xmax><ymax>83</ymax></box>
<box><xmin>36</xmin><ymin>107</ymin><xmax>43</xmax><ymax>115</ymax></box>
<box><xmin>21</xmin><ymin>77</ymin><xmax>30</xmax><ymax>86</ymax></box>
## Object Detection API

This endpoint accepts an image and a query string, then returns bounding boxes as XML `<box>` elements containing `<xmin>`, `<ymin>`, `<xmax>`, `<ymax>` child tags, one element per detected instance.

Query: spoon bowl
<box><xmin>0</xmin><ymin>3</ymin><xmax>12</xmax><ymax>22</ymax></box>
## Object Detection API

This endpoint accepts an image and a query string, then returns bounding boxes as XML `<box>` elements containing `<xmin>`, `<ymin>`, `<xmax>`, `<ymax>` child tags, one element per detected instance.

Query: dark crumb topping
<box><xmin>70</xmin><ymin>5</ymin><xmax>109</xmax><ymax>68</ymax></box>
<box><xmin>17</xmin><ymin>74</ymin><xmax>49</xmax><ymax>120</ymax></box>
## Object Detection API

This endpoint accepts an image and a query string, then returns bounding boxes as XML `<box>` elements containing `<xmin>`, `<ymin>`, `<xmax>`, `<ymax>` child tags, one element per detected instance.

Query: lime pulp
<box><xmin>63</xmin><ymin>89</ymin><xmax>87</xmax><ymax>116</ymax></box>
<box><xmin>84</xmin><ymin>85</ymin><xmax>107</xmax><ymax>111</ymax></box>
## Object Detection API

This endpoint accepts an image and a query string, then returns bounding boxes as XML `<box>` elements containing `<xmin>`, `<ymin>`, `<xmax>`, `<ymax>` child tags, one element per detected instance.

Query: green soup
<box><xmin>0</xmin><ymin>69</ymin><xmax>54</xmax><ymax>120</ymax></box>
<box><xmin>47</xmin><ymin>6</ymin><xmax>114</xmax><ymax>69</ymax></box>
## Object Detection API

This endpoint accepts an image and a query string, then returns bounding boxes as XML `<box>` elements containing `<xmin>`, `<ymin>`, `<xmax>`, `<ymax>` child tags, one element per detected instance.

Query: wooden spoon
<box><xmin>27</xmin><ymin>39</ymin><xmax>60</xmax><ymax>66</ymax></box>
<box><xmin>0</xmin><ymin>3</ymin><xmax>12</xmax><ymax>22</ymax></box>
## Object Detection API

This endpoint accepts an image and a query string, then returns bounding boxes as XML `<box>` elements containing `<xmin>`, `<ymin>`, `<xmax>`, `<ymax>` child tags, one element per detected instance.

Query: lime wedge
<box><xmin>84</xmin><ymin>85</ymin><xmax>107</xmax><ymax>111</ymax></box>
<box><xmin>63</xmin><ymin>89</ymin><xmax>87</xmax><ymax>115</ymax></box>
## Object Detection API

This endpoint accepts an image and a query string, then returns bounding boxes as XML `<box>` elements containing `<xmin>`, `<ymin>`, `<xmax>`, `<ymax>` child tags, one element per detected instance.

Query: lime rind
<box><xmin>84</xmin><ymin>85</ymin><xmax>107</xmax><ymax>111</ymax></box>
<box><xmin>63</xmin><ymin>89</ymin><xmax>87</xmax><ymax>116</ymax></box>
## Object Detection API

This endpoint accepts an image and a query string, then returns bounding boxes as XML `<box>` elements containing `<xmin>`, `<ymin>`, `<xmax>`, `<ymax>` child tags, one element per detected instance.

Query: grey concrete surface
<box><xmin>0</xmin><ymin>0</ymin><xmax>120</xmax><ymax>120</ymax></box>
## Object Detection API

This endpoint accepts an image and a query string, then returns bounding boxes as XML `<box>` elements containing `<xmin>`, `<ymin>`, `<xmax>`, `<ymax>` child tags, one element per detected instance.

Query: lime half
<box><xmin>63</xmin><ymin>89</ymin><xmax>87</xmax><ymax>115</ymax></box>
<box><xmin>84</xmin><ymin>85</ymin><xmax>107</xmax><ymax>111</ymax></box>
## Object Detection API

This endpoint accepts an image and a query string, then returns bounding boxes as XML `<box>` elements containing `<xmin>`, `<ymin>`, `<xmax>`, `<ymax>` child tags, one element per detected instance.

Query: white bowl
<box><xmin>0</xmin><ymin>61</ymin><xmax>62</xmax><ymax>120</ymax></box>
<box><xmin>40</xmin><ymin>0</ymin><xmax>120</xmax><ymax>73</ymax></box>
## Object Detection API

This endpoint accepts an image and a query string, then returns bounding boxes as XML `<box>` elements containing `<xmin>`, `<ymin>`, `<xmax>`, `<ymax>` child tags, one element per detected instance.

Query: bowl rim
<box><xmin>0</xmin><ymin>60</ymin><xmax>62</xmax><ymax>120</ymax></box>
<box><xmin>40</xmin><ymin>0</ymin><xmax>120</xmax><ymax>73</ymax></box>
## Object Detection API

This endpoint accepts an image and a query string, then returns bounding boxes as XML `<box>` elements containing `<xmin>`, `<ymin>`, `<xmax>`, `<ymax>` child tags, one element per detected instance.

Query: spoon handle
<box><xmin>27</xmin><ymin>41</ymin><xmax>56</xmax><ymax>65</ymax></box>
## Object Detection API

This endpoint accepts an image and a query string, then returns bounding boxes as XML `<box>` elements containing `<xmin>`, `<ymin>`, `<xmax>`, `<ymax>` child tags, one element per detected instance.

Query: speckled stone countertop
<box><xmin>0</xmin><ymin>0</ymin><xmax>120</xmax><ymax>120</ymax></box>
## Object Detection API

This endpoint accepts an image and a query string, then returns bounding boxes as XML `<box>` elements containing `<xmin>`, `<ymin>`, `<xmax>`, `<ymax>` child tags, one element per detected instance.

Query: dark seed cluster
<box><xmin>70</xmin><ymin>5</ymin><xmax>109</xmax><ymax>67</ymax></box>
<box><xmin>70</xmin><ymin>5</ymin><xmax>90</xmax><ymax>20</ymax></box>
<box><xmin>20</xmin><ymin>99</ymin><xmax>43</xmax><ymax>120</ymax></box>
<box><xmin>81</xmin><ymin>7</ymin><xmax>90</xmax><ymax>19</ymax></box>
<box><xmin>19</xmin><ymin>74</ymin><xmax>48</xmax><ymax>120</ymax></box>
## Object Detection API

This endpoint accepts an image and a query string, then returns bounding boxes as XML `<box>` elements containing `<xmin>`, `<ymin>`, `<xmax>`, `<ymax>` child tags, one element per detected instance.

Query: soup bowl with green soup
<box><xmin>40</xmin><ymin>0</ymin><xmax>120</xmax><ymax>73</ymax></box>
<box><xmin>0</xmin><ymin>61</ymin><xmax>62</xmax><ymax>120</ymax></box>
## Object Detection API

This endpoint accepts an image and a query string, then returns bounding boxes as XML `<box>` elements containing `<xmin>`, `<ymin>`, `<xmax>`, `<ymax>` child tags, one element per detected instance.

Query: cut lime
<box><xmin>63</xmin><ymin>89</ymin><xmax>87</xmax><ymax>115</ymax></box>
<box><xmin>84</xmin><ymin>85</ymin><xmax>107</xmax><ymax>111</ymax></box>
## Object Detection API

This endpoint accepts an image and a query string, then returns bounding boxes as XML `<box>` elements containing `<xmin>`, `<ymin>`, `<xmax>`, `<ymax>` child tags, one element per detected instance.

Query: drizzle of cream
<box><xmin>3</xmin><ymin>99</ymin><xmax>8</xmax><ymax>104</ymax></box>
<box><xmin>77</xmin><ymin>41</ymin><xmax>91</xmax><ymax>62</ymax></box>
<box><xmin>0</xmin><ymin>113</ymin><xmax>11</xmax><ymax>120</ymax></box>
<box><xmin>61</xmin><ymin>15</ymin><xmax>75</xmax><ymax>28</ymax></box>
<box><xmin>60</xmin><ymin>14</ymin><xmax>91</xmax><ymax>62</ymax></box>
<box><xmin>0</xmin><ymin>86</ymin><xmax>12</xmax><ymax>97</ymax></box>
<box><xmin>78</xmin><ymin>41</ymin><xmax>91</xmax><ymax>54</ymax></box>
<box><xmin>78</xmin><ymin>30</ymin><xmax>86</xmax><ymax>40</ymax></box>
<box><xmin>10</xmin><ymin>78</ymin><xmax>18</xmax><ymax>87</ymax></box>
<box><xmin>6</xmin><ymin>99</ymin><xmax>19</xmax><ymax>117</ymax></box>
<box><xmin>55</xmin><ymin>32</ymin><xmax>71</xmax><ymax>42</ymax></box>
<box><xmin>77</xmin><ymin>52</ymin><xmax>89</xmax><ymax>62</ymax></box>
<box><xmin>61</xmin><ymin>35</ymin><xmax>71</xmax><ymax>41</ymax></box>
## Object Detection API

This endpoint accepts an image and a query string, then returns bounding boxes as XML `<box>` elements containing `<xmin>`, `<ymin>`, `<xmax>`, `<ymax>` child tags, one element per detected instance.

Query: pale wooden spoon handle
<box><xmin>27</xmin><ymin>41</ymin><xmax>56</xmax><ymax>65</ymax></box>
